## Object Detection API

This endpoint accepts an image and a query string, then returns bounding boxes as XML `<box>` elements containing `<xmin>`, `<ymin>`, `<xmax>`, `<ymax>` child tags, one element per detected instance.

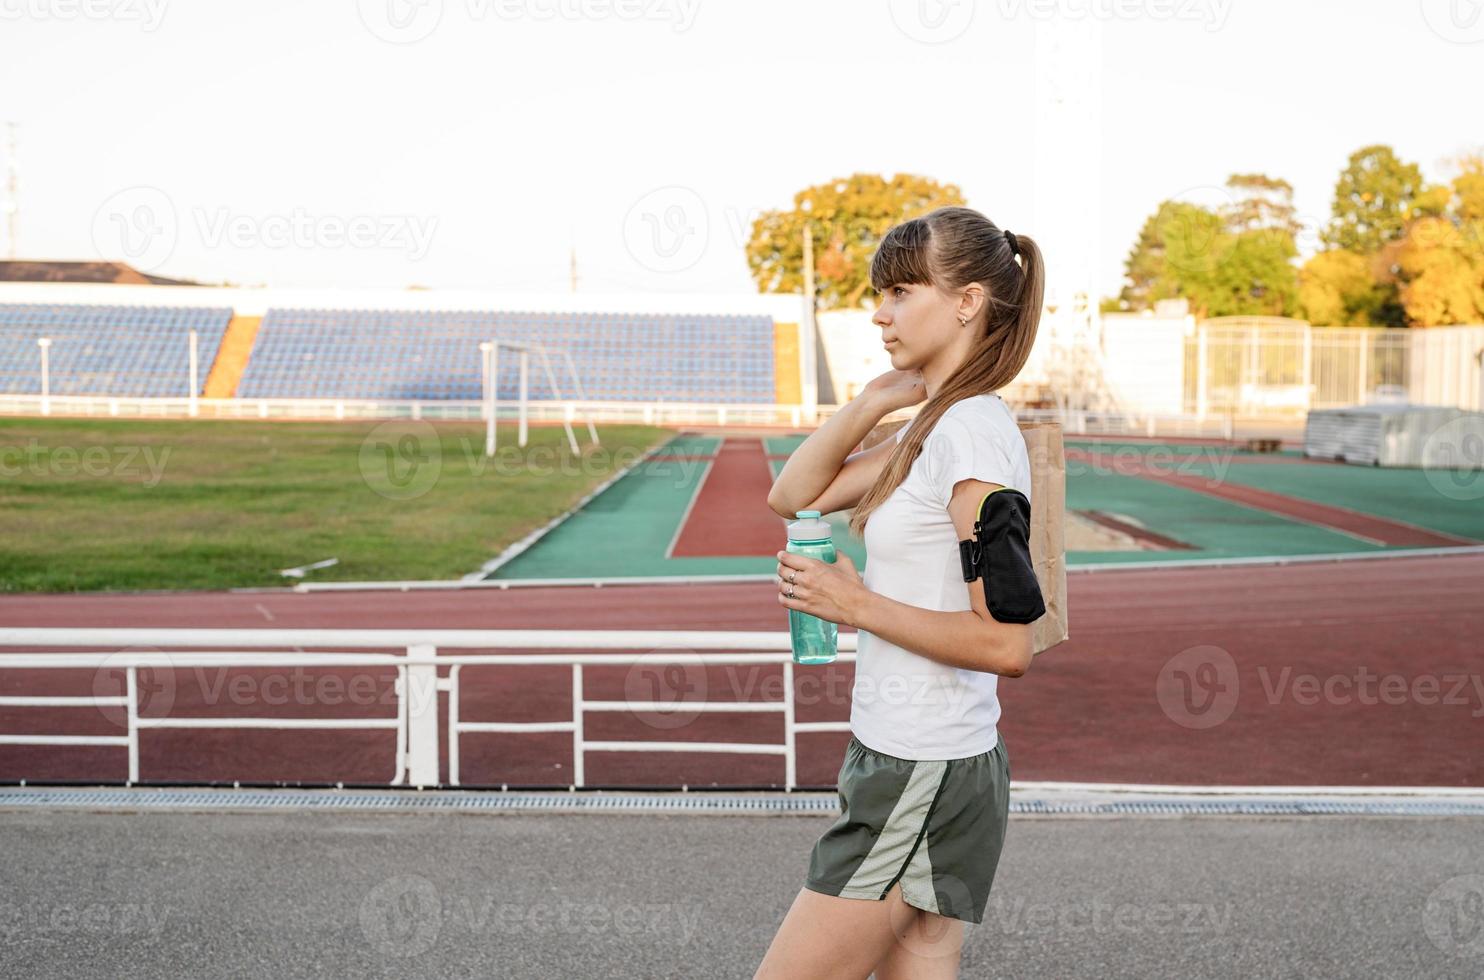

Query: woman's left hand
<box><xmin>776</xmin><ymin>549</ymin><xmax>868</xmax><ymax>627</ymax></box>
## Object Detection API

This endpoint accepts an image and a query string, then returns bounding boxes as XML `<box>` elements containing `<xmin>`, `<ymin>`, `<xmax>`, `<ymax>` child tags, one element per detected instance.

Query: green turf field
<box><xmin>7</xmin><ymin>422</ymin><xmax>1482</xmax><ymax>592</ymax></box>
<box><xmin>0</xmin><ymin>417</ymin><xmax>674</xmax><ymax>592</ymax></box>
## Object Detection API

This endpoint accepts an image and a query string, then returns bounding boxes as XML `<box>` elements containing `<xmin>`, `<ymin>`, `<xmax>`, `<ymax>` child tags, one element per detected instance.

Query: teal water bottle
<box><xmin>786</xmin><ymin>510</ymin><xmax>838</xmax><ymax>665</ymax></box>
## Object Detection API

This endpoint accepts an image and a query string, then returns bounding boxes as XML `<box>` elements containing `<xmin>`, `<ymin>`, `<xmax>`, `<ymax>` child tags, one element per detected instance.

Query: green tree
<box><xmin>746</xmin><ymin>173</ymin><xmax>965</xmax><ymax>310</ymax></box>
<box><xmin>1117</xmin><ymin>190</ymin><xmax>1298</xmax><ymax>317</ymax></box>
<box><xmin>1118</xmin><ymin>201</ymin><xmax>1227</xmax><ymax>311</ymax></box>
<box><xmin>1322</xmin><ymin>145</ymin><xmax>1425</xmax><ymax>254</ymax></box>
<box><xmin>1223</xmin><ymin>173</ymin><xmax>1302</xmax><ymax>237</ymax></box>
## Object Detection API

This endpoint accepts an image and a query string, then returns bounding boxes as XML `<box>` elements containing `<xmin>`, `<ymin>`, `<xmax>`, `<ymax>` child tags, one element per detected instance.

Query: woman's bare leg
<box><xmin>753</xmin><ymin>881</ymin><xmax>924</xmax><ymax>980</ymax></box>
<box><xmin>870</xmin><ymin>904</ymin><xmax>966</xmax><ymax>980</ymax></box>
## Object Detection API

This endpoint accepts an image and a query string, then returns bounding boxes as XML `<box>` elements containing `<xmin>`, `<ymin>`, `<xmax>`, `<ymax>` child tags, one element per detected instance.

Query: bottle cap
<box><xmin>786</xmin><ymin>511</ymin><xmax>833</xmax><ymax>541</ymax></box>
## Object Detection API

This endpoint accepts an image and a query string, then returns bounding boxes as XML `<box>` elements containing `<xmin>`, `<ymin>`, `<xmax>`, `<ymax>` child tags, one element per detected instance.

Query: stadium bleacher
<box><xmin>0</xmin><ymin>304</ymin><xmax>233</xmax><ymax>397</ymax></box>
<box><xmin>235</xmin><ymin>308</ymin><xmax>778</xmax><ymax>402</ymax></box>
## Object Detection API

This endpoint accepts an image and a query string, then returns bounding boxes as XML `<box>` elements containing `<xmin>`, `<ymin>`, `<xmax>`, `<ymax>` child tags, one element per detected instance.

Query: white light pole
<box><xmin>799</xmin><ymin>200</ymin><xmax>819</xmax><ymax>424</ymax></box>
<box><xmin>479</xmin><ymin>341</ymin><xmax>496</xmax><ymax>457</ymax></box>
<box><xmin>517</xmin><ymin>348</ymin><xmax>529</xmax><ymax>449</ymax></box>
<box><xmin>188</xmin><ymin>328</ymin><xmax>199</xmax><ymax>417</ymax></box>
<box><xmin>36</xmin><ymin>336</ymin><xmax>50</xmax><ymax>416</ymax></box>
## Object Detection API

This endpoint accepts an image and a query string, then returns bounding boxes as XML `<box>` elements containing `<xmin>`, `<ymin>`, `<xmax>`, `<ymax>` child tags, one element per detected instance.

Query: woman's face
<box><xmin>870</xmin><ymin>281</ymin><xmax>959</xmax><ymax>371</ymax></box>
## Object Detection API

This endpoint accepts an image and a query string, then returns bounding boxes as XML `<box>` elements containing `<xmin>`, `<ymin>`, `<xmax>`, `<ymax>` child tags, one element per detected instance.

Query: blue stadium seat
<box><xmin>0</xmin><ymin>304</ymin><xmax>233</xmax><ymax>397</ymax></box>
<box><xmin>235</xmin><ymin>309</ymin><xmax>777</xmax><ymax>403</ymax></box>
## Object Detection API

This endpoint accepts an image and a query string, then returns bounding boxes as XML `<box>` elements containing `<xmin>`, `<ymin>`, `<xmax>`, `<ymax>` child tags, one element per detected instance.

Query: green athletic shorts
<box><xmin>803</xmin><ymin>731</ymin><xmax>1010</xmax><ymax>925</ymax></box>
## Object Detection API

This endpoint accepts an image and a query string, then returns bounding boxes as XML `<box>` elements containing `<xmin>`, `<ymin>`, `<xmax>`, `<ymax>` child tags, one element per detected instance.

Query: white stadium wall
<box><xmin>1099</xmin><ymin>312</ymin><xmax>1192</xmax><ymax>417</ymax></box>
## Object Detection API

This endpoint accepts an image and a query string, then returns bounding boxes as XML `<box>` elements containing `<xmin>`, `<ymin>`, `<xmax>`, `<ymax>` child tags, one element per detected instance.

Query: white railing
<box><xmin>0</xmin><ymin>391</ymin><xmax>1304</xmax><ymax>439</ymax></box>
<box><xmin>0</xmin><ymin>629</ymin><xmax>857</xmax><ymax>790</ymax></box>
<box><xmin>0</xmin><ymin>394</ymin><xmax>820</xmax><ymax>428</ymax></box>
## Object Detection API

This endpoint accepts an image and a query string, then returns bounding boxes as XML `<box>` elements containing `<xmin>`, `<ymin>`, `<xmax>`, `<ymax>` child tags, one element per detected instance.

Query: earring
<box><xmin>958</xmin><ymin>315</ymin><xmax>968</xmax><ymax>326</ymax></box>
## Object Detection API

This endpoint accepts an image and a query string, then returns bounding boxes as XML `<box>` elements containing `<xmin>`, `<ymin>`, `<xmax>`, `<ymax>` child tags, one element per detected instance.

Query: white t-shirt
<box><xmin>849</xmin><ymin>392</ymin><xmax>1033</xmax><ymax>761</ymax></box>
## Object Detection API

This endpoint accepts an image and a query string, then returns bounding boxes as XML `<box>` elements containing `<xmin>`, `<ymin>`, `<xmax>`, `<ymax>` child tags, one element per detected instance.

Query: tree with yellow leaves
<box><xmin>1396</xmin><ymin>152</ymin><xmax>1484</xmax><ymax>326</ymax></box>
<box><xmin>746</xmin><ymin>173</ymin><xmax>965</xmax><ymax>310</ymax></box>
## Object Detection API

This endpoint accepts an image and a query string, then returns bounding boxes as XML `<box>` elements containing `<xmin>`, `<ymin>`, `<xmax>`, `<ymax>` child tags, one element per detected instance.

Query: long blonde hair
<box><xmin>847</xmin><ymin>206</ymin><xmax>1045</xmax><ymax>540</ymax></box>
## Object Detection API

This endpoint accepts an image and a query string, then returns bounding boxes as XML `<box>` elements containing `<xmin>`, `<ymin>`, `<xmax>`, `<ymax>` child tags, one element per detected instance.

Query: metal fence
<box><xmin>0</xmin><ymin>628</ymin><xmax>857</xmax><ymax>790</ymax></box>
<box><xmin>1185</xmin><ymin>318</ymin><xmax>1484</xmax><ymax>417</ymax></box>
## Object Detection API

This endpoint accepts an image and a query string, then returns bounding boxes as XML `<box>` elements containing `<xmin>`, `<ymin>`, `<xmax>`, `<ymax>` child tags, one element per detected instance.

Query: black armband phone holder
<box><xmin>958</xmin><ymin>487</ymin><xmax>1046</xmax><ymax>624</ymax></box>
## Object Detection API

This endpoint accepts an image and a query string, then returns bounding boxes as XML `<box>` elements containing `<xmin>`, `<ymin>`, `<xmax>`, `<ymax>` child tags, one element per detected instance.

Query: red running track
<box><xmin>669</xmin><ymin>438</ymin><xmax>783</xmax><ymax>558</ymax></box>
<box><xmin>3</xmin><ymin>552</ymin><xmax>1482</xmax><ymax>788</ymax></box>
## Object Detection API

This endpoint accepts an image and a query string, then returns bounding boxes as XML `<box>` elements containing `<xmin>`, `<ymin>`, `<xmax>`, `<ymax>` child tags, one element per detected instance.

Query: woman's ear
<box><xmin>957</xmin><ymin>283</ymin><xmax>986</xmax><ymax>325</ymax></box>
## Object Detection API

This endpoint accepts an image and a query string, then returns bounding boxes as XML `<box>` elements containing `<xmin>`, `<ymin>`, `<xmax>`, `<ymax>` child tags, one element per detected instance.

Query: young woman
<box><xmin>754</xmin><ymin>206</ymin><xmax>1044</xmax><ymax>980</ymax></box>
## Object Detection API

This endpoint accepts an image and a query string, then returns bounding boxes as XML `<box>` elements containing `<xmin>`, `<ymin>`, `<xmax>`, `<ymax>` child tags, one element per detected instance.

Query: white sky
<box><xmin>0</xmin><ymin>0</ymin><xmax>1480</xmax><ymax>301</ymax></box>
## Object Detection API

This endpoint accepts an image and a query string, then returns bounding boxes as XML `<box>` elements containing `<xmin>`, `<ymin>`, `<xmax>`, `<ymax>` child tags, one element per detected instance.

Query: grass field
<box><xmin>0</xmin><ymin>417</ymin><xmax>674</xmax><ymax>593</ymax></box>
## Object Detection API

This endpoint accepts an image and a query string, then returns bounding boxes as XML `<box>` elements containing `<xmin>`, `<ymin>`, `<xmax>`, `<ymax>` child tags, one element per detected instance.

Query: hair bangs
<box><xmin>869</xmin><ymin>217</ymin><xmax>936</xmax><ymax>293</ymax></box>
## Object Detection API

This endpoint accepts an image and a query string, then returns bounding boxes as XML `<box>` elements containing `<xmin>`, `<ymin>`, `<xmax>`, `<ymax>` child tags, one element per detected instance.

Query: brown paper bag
<box><xmin>860</xmin><ymin>417</ymin><xmax>1069</xmax><ymax>656</ymax></box>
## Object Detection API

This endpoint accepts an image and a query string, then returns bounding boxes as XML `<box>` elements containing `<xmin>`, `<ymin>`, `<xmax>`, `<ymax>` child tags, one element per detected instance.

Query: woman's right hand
<box><xmin>858</xmin><ymin>368</ymin><xmax>927</xmax><ymax>413</ymax></box>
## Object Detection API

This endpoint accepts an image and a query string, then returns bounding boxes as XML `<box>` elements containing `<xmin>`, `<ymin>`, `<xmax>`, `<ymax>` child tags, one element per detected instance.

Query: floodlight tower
<box><xmin>3</xmin><ymin>122</ymin><xmax>17</xmax><ymax>259</ymax></box>
<box><xmin>1031</xmin><ymin>18</ymin><xmax>1109</xmax><ymax>417</ymax></box>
